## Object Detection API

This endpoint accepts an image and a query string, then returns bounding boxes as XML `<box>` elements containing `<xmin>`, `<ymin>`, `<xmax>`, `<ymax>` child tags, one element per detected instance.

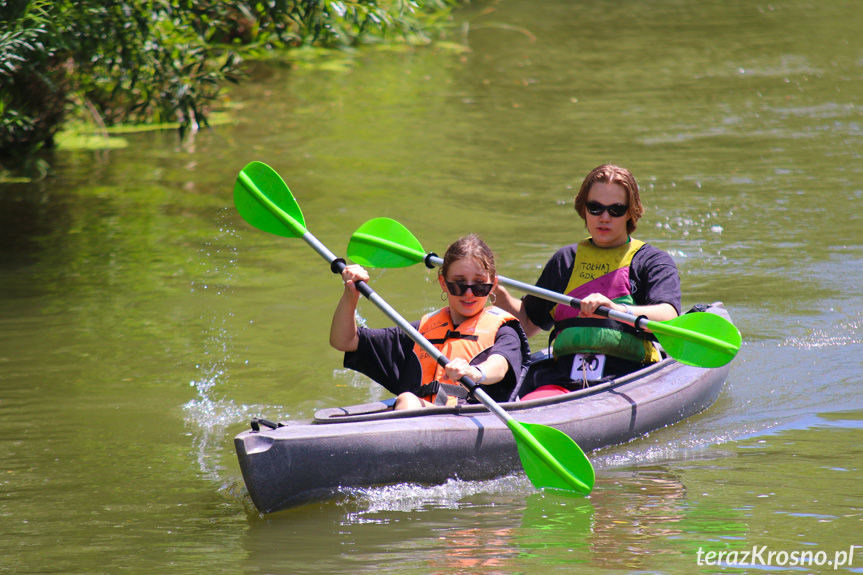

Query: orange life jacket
<box><xmin>412</xmin><ymin>306</ymin><xmax>523</xmax><ymax>404</ymax></box>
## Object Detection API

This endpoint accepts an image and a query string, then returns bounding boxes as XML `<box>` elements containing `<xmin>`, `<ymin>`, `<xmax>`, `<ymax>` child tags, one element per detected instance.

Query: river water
<box><xmin>2</xmin><ymin>0</ymin><xmax>862</xmax><ymax>573</ymax></box>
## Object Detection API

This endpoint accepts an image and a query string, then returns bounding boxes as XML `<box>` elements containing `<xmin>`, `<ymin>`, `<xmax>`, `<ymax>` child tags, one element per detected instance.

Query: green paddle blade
<box><xmin>234</xmin><ymin>161</ymin><xmax>307</xmax><ymax>238</ymax></box>
<box><xmin>651</xmin><ymin>312</ymin><xmax>742</xmax><ymax>368</ymax></box>
<box><xmin>510</xmin><ymin>420</ymin><xmax>594</xmax><ymax>495</ymax></box>
<box><xmin>347</xmin><ymin>217</ymin><xmax>427</xmax><ymax>268</ymax></box>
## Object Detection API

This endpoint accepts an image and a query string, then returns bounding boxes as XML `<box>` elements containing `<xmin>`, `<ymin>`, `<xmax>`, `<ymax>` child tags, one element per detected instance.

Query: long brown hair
<box><xmin>439</xmin><ymin>234</ymin><xmax>496</xmax><ymax>280</ymax></box>
<box><xmin>574</xmin><ymin>164</ymin><xmax>644</xmax><ymax>234</ymax></box>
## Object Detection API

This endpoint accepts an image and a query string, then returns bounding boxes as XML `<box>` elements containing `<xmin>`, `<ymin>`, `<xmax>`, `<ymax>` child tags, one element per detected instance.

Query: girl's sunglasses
<box><xmin>585</xmin><ymin>201</ymin><xmax>629</xmax><ymax>218</ymax></box>
<box><xmin>445</xmin><ymin>281</ymin><xmax>494</xmax><ymax>297</ymax></box>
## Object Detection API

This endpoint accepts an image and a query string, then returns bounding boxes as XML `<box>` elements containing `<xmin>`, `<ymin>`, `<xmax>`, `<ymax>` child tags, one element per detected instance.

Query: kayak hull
<box><xmin>235</xmin><ymin>305</ymin><xmax>733</xmax><ymax>513</ymax></box>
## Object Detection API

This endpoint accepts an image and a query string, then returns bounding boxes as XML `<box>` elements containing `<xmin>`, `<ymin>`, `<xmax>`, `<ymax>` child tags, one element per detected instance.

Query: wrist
<box><xmin>345</xmin><ymin>286</ymin><xmax>361</xmax><ymax>301</ymax></box>
<box><xmin>474</xmin><ymin>365</ymin><xmax>487</xmax><ymax>384</ymax></box>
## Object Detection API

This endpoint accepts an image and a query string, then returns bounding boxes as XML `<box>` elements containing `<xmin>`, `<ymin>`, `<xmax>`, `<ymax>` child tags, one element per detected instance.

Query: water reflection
<box><xmin>240</xmin><ymin>464</ymin><xmax>752</xmax><ymax>574</ymax></box>
<box><xmin>512</xmin><ymin>492</ymin><xmax>595</xmax><ymax>565</ymax></box>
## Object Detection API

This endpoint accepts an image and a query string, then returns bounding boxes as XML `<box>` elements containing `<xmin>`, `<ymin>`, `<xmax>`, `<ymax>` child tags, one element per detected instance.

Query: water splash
<box><xmin>782</xmin><ymin>314</ymin><xmax>863</xmax><ymax>349</ymax></box>
<box><xmin>183</xmin><ymin>210</ymin><xmax>281</xmax><ymax>484</ymax></box>
<box><xmin>590</xmin><ymin>434</ymin><xmax>737</xmax><ymax>471</ymax></box>
<box><xmin>340</xmin><ymin>474</ymin><xmax>532</xmax><ymax>520</ymax></box>
<box><xmin>655</xmin><ymin>209</ymin><xmax>730</xmax><ymax>238</ymax></box>
<box><xmin>183</xmin><ymin>374</ymin><xmax>278</xmax><ymax>483</ymax></box>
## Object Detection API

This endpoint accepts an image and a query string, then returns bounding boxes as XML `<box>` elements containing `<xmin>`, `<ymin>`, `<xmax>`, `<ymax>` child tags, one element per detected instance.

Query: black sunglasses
<box><xmin>585</xmin><ymin>201</ymin><xmax>629</xmax><ymax>218</ymax></box>
<box><xmin>445</xmin><ymin>281</ymin><xmax>494</xmax><ymax>297</ymax></box>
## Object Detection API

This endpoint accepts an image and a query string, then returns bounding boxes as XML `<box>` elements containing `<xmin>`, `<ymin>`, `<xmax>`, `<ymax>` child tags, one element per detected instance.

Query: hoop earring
<box><xmin>440</xmin><ymin>291</ymin><xmax>448</xmax><ymax>301</ymax></box>
<box><xmin>488</xmin><ymin>293</ymin><xmax>497</xmax><ymax>305</ymax></box>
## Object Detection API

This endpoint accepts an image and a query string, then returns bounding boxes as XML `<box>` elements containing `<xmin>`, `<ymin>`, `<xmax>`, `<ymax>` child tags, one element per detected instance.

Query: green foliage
<box><xmin>0</xmin><ymin>0</ymin><xmax>60</xmax><ymax>163</ymax></box>
<box><xmin>0</xmin><ymin>0</ymin><xmax>459</xmax><ymax>174</ymax></box>
<box><xmin>61</xmin><ymin>2</ymin><xmax>244</xmax><ymax>133</ymax></box>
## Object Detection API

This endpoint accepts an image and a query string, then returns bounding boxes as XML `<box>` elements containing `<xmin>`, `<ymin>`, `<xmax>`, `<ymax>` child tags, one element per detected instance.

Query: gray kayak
<box><xmin>235</xmin><ymin>304</ymin><xmax>733</xmax><ymax>513</ymax></box>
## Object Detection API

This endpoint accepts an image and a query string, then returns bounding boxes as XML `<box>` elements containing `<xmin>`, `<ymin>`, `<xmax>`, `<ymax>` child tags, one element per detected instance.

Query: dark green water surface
<box><xmin>2</xmin><ymin>0</ymin><xmax>862</xmax><ymax>573</ymax></box>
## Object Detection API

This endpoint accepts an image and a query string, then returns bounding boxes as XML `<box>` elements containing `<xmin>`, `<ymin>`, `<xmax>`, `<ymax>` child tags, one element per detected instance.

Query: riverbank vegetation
<box><xmin>0</xmin><ymin>0</ymin><xmax>459</xmax><ymax>177</ymax></box>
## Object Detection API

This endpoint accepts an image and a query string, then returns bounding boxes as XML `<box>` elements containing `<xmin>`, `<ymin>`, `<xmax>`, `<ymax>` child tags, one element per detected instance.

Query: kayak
<box><xmin>234</xmin><ymin>303</ymin><xmax>734</xmax><ymax>513</ymax></box>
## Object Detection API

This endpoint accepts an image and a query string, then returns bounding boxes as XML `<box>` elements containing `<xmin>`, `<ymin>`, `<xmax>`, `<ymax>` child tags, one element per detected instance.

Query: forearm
<box><xmin>329</xmin><ymin>289</ymin><xmax>361</xmax><ymax>352</ymax></box>
<box><xmin>444</xmin><ymin>353</ymin><xmax>510</xmax><ymax>386</ymax></box>
<box><xmin>472</xmin><ymin>354</ymin><xmax>510</xmax><ymax>385</ymax></box>
<box><xmin>616</xmin><ymin>302</ymin><xmax>678</xmax><ymax>322</ymax></box>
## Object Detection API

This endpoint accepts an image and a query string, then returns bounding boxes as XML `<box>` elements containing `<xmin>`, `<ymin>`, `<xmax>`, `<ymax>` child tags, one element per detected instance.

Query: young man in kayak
<box><xmin>494</xmin><ymin>164</ymin><xmax>681</xmax><ymax>398</ymax></box>
<box><xmin>330</xmin><ymin>234</ymin><xmax>531</xmax><ymax>410</ymax></box>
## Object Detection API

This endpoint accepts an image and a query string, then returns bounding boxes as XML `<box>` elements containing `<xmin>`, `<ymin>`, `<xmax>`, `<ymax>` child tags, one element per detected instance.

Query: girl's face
<box><xmin>584</xmin><ymin>181</ymin><xmax>631</xmax><ymax>248</ymax></box>
<box><xmin>438</xmin><ymin>257</ymin><xmax>496</xmax><ymax>324</ymax></box>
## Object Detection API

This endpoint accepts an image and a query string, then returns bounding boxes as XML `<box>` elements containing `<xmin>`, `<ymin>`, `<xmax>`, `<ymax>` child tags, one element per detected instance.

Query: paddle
<box><xmin>233</xmin><ymin>161</ymin><xmax>595</xmax><ymax>495</ymax></box>
<box><xmin>348</xmin><ymin>217</ymin><xmax>741</xmax><ymax>369</ymax></box>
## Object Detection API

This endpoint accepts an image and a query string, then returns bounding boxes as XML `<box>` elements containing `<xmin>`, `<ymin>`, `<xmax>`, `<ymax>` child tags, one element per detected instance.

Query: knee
<box><xmin>394</xmin><ymin>392</ymin><xmax>422</xmax><ymax>410</ymax></box>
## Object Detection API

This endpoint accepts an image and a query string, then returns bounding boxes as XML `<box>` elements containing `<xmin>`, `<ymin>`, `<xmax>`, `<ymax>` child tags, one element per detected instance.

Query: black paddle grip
<box><xmin>633</xmin><ymin>315</ymin><xmax>649</xmax><ymax>332</ymax></box>
<box><xmin>330</xmin><ymin>257</ymin><xmax>347</xmax><ymax>274</ymax></box>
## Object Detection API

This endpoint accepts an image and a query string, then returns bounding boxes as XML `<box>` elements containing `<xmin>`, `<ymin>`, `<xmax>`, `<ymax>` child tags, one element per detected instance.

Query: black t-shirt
<box><xmin>344</xmin><ymin>321</ymin><xmax>525</xmax><ymax>403</ymax></box>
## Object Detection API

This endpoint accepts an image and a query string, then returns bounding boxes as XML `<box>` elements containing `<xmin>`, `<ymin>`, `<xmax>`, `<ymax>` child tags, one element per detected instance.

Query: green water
<box><xmin>2</xmin><ymin>0</ymin><xmax>862</xmax><ymax>573</ymax></box>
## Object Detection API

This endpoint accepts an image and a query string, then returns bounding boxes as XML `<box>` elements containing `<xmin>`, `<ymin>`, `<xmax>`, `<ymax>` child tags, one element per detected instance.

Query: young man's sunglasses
<box><xmin>445</xmin><ymin>281</ymin><xmax>494</xmax><ymax>297</ymax></box>
<box><xmin>585</xmin><ymin>201</ymin><xmax>629</xmax><ymax>218</ymax></box>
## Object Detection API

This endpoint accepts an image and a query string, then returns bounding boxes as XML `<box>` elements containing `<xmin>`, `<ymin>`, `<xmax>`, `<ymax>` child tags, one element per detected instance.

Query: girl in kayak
<box><xmin>330</xmin><ymin>234</ymin><xmax>530</xmax><ymax>410</ymax></box>
<box><xmin>495</xmin><ymin>164</ymin><xmax>681</xmax><ymax>398</ymax></box>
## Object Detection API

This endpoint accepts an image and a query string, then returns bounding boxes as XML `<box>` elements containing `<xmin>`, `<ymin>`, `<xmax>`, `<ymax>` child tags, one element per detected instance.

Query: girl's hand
<box><xmin>579</xmin><ymin>293</ymin><xmax>615</xmax><ymax>319</ymax></box>
<box><xmin>444</xmin><ymin>357</ymin><xmax>482</xmax><ymax>384</ymax></box>
<box><xmin>341</xmin><ymin>264</ymin><xmax>370</xmax><ymax>293</ymax></box>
